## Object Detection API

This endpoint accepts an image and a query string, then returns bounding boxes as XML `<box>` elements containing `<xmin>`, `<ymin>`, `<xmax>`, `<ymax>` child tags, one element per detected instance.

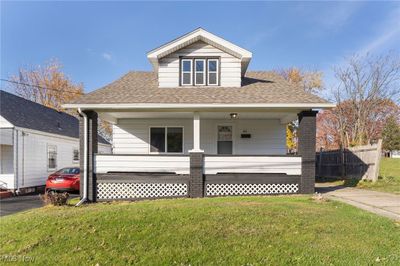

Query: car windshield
<box><xmin>57</xmin><ymin>168</ymin><xmax>80</xmax><ymax>175</ymax></box>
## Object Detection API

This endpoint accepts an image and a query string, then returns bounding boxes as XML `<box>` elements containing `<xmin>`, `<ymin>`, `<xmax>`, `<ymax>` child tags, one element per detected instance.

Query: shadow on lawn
<box><xmin>315</xmin><ymin>177</ymin><xmax>361</xmax><ymax>193</ymax></box>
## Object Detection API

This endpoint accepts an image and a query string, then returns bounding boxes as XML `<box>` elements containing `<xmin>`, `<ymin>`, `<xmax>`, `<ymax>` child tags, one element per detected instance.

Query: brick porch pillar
<box><xmin>297</xmin><ymin>110</ymin><xmax>318</xmax><ymax>194</ymax></box>
<box><xmin>79</xmin><ymin>110</ymin><xmax>98</xmax><ymax>202</ymax></box>
<box><xmin>189</xmin><ymin>152</ymin><xmax>204</xmax><ymax>197</ymax></box>
<box><xmin>188</xmin><ymin>112</ymin><xmax>204</xmax><ymax>198</ymax></box>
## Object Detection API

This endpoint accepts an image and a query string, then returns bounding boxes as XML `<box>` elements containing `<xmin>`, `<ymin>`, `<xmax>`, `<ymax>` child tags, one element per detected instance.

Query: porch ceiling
<box><xmin>98</xmin><ymin>110</ymin><xmax>299</xmax><ymax>124</ymax></box>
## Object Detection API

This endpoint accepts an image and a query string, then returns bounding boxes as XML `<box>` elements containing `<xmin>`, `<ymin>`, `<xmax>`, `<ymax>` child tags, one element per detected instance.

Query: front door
<box><xmin>217</xmin><ymin>125</ymin><xmax>233</xmax><ymax>154</ymax></box>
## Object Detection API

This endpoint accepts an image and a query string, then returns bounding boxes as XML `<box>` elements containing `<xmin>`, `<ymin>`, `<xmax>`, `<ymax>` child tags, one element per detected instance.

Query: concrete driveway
<box><xmin>0</xmin><ymin>194</ymin><xmax>79</xmax><ymax>217</ymax></box>
<box><xmin>317</xmin><ymin>184</ymin><xmax>400</xmax><ymax>221</ymax></box>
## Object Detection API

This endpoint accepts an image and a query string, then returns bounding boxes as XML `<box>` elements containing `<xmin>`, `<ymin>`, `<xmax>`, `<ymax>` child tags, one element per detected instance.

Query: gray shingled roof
<box><xmin>71</xmin><ymin>71</ymin><xmax>329</xmax><ymax>105</ymax></box>
<box><xmin>0</xmin><ymin>90</ymin><xmax>109</xmax><ymax>144</ymax></box>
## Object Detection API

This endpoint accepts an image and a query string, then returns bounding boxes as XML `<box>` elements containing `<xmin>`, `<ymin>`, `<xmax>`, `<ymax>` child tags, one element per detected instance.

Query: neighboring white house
<box><xmin>0</xmin><ymin>91</ymin><xmax>111</xmax><ymax>193</ymax></box>
<box><xmin>390</xmin><ymin>150</ymin><xmax>400</xmax><ymax>158</ymax></box>
<box><xmin>65</xmin><ymin>28</ymin><xmax>335</xmax><ymax>202</ymax></box>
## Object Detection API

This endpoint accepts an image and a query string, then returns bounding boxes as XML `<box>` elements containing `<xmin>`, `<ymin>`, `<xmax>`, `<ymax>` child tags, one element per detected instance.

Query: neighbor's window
<box><xmin>180</xmin><ymin>58</ymin><xmax>219</xmax><ymax>86</ymax></box>
<box><xmin>181</xmin><ymin>59</ymin><xmax>192</xmax><ymax>85</ymax></box>
<box><xmin>47</xmin><ymin>145</ymin><xmax>57</xmax><ymax>170</ymax></box>
<box><xmin>73</xmin><ymin>148</ymin><xmax>79</xmax><ymax>163</ymax></box>
<box><xmin>150</xmin><ymin>127</ymin><xmax>183</xmax><ymax>153</ymax></box>
<box><xmin>208</xmin><ymin>59</ymin><xmax>219</xmax><ymax>85</ymax></box>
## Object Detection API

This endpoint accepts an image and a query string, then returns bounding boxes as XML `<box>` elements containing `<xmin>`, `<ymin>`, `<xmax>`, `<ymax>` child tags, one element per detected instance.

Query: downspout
<box><xmin>21</xmin><ymin>131</ymin><xmax>25</xmax><ymax>186</ymax></box>
<box><xmin>14</xmin><ymin>128</ymin><xmax>19</xmax><ymax>194</ymax></box>
<box><xmin>76</xmin><ymin>108</ymin><xmax>88</xmax><ymax>206</ymax></box>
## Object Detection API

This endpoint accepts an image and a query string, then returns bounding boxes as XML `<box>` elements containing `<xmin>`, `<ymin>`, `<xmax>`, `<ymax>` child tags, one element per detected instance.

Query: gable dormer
<box><xmin>147</xmin><ymin>28</ymin><xmax>252</xmax><ymax>88</ymax></box>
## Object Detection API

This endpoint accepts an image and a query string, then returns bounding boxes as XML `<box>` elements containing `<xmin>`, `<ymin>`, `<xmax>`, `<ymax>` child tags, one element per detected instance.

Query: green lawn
<box><xmin>1</xmin><ymin>196</ymin><xmax>400</xmax><ymax>265</ymax></box>
<box><xmin>355</xmin><ymin>158</ymin><xmax>400</xmax><ymax>194</ymax></box>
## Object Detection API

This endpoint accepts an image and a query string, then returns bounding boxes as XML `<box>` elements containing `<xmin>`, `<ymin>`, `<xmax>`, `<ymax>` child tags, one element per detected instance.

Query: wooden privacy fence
<box><xmin>316</xmin><ymin>140</ymin><xmax>382</xmax><ymax>182</ymax></box>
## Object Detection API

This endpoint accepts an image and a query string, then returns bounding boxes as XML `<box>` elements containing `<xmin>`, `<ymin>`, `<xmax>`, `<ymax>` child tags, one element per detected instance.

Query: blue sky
<box><xmin>1</xmin><ymin>1</ymin><xmax>400</xmax><ymax>94</ymax></box>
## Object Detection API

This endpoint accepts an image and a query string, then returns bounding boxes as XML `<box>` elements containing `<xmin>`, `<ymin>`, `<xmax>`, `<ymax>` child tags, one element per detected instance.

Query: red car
<box><xmin>45</xmin><ymin>167</ymin><xmax>80</xmax><ymax>193</ymax></box>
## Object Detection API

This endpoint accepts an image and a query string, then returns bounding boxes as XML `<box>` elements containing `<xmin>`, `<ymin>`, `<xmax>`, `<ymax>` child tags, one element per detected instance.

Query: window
<box><xmin>73</xmin><ymin>148</ymin><xmax>79</xmax><ymax>163</ymax></box>
<box><xmin>217</xmin><ymin>126</ymin><xmax>233</xmax><ymax>154</ymax></box>
<box><xmin>195</xmin><ymin>59</ymin><xmax>205</xmax><ymax>85</ymax></box>
<box><xmin>180</xmin><ymin>58</ymin><xmax>219</xmax><ymax>86</ymax></box>
<box><xmin>150</xmin><ymin>127</ymin><xmax>165</xmax><ymax>152</ymax></box>
<box><xmin>47</xmin><ymin>145</ymin><xmax>57</xmax><ymax>170</ymax></box>
<box><xmin>181</xmin><ymin>59</ymin><xmax>192</xmax><ymax>85</ymax></box>
<box><xmin>150</xmin><ymin>127</ymin><xmax>183</xmax><ymax>153</ymax></box>
<box><xmin>208</xmin><ymin>59</ymin><xmax>219</xmax><ymax>85</ymax></box>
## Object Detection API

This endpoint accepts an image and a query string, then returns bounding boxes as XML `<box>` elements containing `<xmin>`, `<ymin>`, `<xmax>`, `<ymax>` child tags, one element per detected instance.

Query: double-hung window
<box><xmin>181</xmin><ymin>59</ymin><xmax>192</xmax><ymax>85</ymax></box>
<box><xmin>47</xmin><ymin>145</ymin><xmax>57</xmax><ymax>170</ymax></box>
<box><xmin>195</xmin><ymin>59</ymin><xmax>205</xmax><ymax>85</ymax></box>
<box><xmin>73</xmin><ymin>148</ymin><xmax>79</xmax><ymax>163</ymax></box>
<box><xmin>208</xmin><ymin>59</ymin><xmax>219</xmax><ymax>85</ymax></box>
<box><xmin>150</xmin><ymin>127</ymin><xmax>183</xmax><ymax>153</ymax></box>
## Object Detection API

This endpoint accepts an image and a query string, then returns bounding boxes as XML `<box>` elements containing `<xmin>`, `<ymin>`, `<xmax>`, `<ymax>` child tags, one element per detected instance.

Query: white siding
<box><xmin>0</xmin><ymin>115</ymin><xmax>13</xmax><ymax>128</ymax></box>
<box><xmin>14</xmin><ymin>130</ymin><xmax>82</xmax><ymax>189</ymax></box>
<box><xmin>204</xmin><ymin>156</ymin><xmax>301</xmax><ymax>175</ymax></box>
<box><xmin>1</xmin><ymin>129</ymin><xmax>111</xmax><ymax>190</ymax></box>
<box><xmin>113</xmin><ymin>118</ymin><xmax>286</xmax><ymax>155</ymax></box>
<box><xmin>95</xmin><ymin>155</ymin><xmax>190</xmax><ymax>174</ymax></box>
<box><xmin>201</xmin><ymin>119</ymin><xmax>286</xmax><ymax>155</ymax></box>
<box><xmin>0</xmin><ymin>128</ymin><xmax>13</xmax><ymax>145</ymax></box>
<box><xmin>113</xmin><ymin>119</ymin><xmax>193</xmax><ymax>154</ymax></box>
<box><xmin>158</xmin><ymin>41</ymin><xmax>241</xmax><ymax>88</ymax></box>
<box><xmin>0</xmin><ymin>145</ymin><xmax>13</xmax><ymax>174</ymax></box>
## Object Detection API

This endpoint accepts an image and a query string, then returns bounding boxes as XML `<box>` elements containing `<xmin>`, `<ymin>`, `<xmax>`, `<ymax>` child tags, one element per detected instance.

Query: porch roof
<box><xmin>65</xmin><ymin>72</ymin><xmax>334</xmax><ymax>109</ymax></box>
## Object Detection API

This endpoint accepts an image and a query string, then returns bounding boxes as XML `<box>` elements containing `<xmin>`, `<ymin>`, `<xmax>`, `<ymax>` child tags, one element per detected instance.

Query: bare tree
<box><xmin>8</xmin><ymin>59</ymin><xmax>84</xmax><ymax>113</ymax></box>
<box><xmin>332</xmin><ymin>52</ymin><xmax>400</xmax><ymax>147</ymax></box>
<box><xmin>7</xmin><ymin>59</ymin><xmax>112</xmax><ymax>141</ymax></box>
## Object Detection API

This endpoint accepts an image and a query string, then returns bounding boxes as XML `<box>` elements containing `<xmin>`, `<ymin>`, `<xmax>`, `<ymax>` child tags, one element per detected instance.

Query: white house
<box><xmin>64</xmin><ymin>28</ymin><xmax>335</xmax><ymax>202</ymax></box>
<box><xmin>0</xmin><ymin>91</ymin><xmax>111</xmax><ymax>194</ymax></box>
<box><xmin>390</xmin><ymin>150</ymin><xmax>400</xmax><ymax>158</ymax></box>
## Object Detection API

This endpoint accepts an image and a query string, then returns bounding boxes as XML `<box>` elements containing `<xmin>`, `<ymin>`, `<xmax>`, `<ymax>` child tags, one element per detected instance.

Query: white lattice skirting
<box><xmin>97</xmin><ymin>182</ymin><xmax>188</xmax><ymax>200</ymax></box>
<box><xmin>206</xmin><ymin>183</ymin><xmax>299</xmax><ymax>196</ymax></box>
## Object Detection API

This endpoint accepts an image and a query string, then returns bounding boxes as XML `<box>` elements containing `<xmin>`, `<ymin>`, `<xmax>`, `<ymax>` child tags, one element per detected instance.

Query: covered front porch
<box><xmin>78</xmin><ymin>107</ymin><xmax>317</xmax><ymax>201</ymax></box>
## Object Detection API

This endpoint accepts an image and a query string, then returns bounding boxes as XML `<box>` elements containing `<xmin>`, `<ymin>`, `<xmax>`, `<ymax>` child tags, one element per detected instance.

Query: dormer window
<box><xmin>195</xmin><ymin>59</ymin><xmax>205</xmax><ymax>85</ymax></box>
<box><xmin>181</xmin><ymin>59</ymin><xmax>193</xmax><ymax>85</ymax></box>
<box><xmin>180</xmin><ymin>58</ymin><xmax>220</xmax><ymax>86</ymax></box>
<box><xmin>208</xmin><ymin>59</ymin><xmax>218</xmax><ymax>85</ymax></box>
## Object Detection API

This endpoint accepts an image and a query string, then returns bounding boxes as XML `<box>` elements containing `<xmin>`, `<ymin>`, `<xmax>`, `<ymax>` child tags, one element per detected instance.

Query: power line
<box><xmin>0</xmin><ymin>78</ymin><xmax>84</xmax><ymax>95</ymax></box>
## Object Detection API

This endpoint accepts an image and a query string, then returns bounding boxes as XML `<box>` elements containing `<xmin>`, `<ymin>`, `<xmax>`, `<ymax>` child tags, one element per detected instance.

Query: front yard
<box><xmin>1</xmin><ymin>196</ymin><xmax>399</xmax><ymax>265</ymax></box>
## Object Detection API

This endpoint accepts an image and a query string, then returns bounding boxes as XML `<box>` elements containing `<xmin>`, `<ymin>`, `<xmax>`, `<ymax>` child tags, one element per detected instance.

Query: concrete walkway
<box><xmin>316</xmin><ymin>184</ymin><xmax>400</xmax><ymax>221</ymax></box>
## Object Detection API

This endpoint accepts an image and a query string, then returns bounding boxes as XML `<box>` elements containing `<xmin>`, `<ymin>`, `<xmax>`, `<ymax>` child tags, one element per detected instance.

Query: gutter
<box><xmin>75</xmin><ymin>108</ymin><xmax>88</xmax><ymax>206</ymax></box>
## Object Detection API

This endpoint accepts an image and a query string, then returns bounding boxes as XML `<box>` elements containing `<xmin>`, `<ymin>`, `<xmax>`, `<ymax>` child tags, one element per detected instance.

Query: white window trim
<box><xmin>194</xmin><ymin>59</ymin><xmax>206</xmax><ymax>85</ymax></box>
<box><xmin>181</xmin><ymin>59</ymin><xmax>193</xmax><ymax>86</ymax></box>
<box><xmin>149</xmin><ymin>126</ymin><xmax>184</xmax><ymax>154</ymax></box>
<box><xmin>208</xmin><ymin>59</ymin><xmax>219</xmax><ymax>86</ymax></box>
<box><xmin>216</xmin><ymin>124</ymin><xmax>235</xmax><ymax>155</ymax></box>
<box><xmin>47</xmin><ymin>144</ymin><xmax>57</xmax><ymax>171</ymax></box>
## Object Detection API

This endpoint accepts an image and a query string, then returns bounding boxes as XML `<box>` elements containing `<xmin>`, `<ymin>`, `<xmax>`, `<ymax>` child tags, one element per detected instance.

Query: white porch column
<box><xmin>189</xmin><ymin>112</ymin><xmax>203</xmax><ymax>153</ymax></box>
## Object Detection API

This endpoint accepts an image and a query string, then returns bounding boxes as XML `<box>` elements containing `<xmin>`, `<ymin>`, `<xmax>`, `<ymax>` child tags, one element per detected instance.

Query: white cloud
<box><xmin>244</xmin><ymin>26</ymin><xmax>280</xmax><ymax>48</ymax></box>
<box><xmin>102</xmin><ymin>52</ymin><xmax>112</xmax><ymax>61</ymax></box>
<box><xmin>316</xmin><ymin>2</ymin><xmax>361</xmax><ymax>31</ymax></box>
<box><xmin>322</xmin><ymin>6</ymin><xmax>400</xmax><ymax>91</ymax></box>
<box><xmin>357</xmin><ymin>7</ymin><xmax>400</xmax><ymax>55</ymax></box>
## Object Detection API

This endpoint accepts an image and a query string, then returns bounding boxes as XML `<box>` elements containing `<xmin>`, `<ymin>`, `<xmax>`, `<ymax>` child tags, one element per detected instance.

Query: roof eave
<box><xmin>63</xmin><ymin>103</ymin><xmax>336</xmax><ymax>110</ymax></box>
